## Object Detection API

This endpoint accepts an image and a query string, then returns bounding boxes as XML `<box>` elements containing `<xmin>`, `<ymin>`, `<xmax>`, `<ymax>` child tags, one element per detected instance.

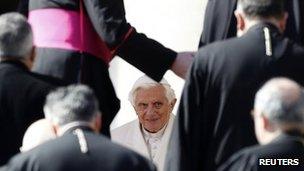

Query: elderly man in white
<box><xmin>111</xmin><ymin>75</ymin><xmax>176</xmax><ymax>171</ymax></box>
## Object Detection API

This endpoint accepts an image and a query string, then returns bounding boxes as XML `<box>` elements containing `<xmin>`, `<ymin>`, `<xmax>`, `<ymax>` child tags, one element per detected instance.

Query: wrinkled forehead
<box><xmin>134</xmin><ymin>85</ymin><xmax>167</xmax><ymax>103</ymax></box>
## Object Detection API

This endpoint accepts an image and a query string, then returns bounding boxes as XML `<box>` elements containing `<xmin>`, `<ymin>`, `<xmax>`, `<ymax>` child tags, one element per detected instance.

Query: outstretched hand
<box><xmin>171</xmin><ymin>52</ymin><xmax>195</xmax><ymax>79</ymax></box>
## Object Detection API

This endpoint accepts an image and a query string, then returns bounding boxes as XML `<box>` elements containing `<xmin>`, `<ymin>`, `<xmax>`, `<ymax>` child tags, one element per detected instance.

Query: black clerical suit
<box><xmin>165</xmin><ymin>23</ymin><xmax>304</xmax><ymax>171</ymax></box>
<box><xmin>28</xmin><ymin>0</ymin><xmax>177</xmax><ymax>137</ymax></box>
<box><xmin>218</xmin><ymin>132</ymin><xmax>304</xmax><ymax>171</ymax></box>
<box><xmin>1</xmin><ymin>126</ymin><xmax>156</xmax><ymax>171</ymax></box>
<box><xmin>199</xmin><ymin>0</ymin><xmax>304</xmax><ymax>46</ymax></box>
<box><xmin>0</xmin><ymin>61</ymin><xmax>63</xmax><ymax>165</ymax></box>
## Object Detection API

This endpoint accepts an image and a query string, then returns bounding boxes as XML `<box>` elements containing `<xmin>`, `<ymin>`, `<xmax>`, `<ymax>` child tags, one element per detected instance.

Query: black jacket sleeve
<box><xmin>83</xmin><ymin>0</ymin><xmax>176</xmax><ymax>81</ymax></box>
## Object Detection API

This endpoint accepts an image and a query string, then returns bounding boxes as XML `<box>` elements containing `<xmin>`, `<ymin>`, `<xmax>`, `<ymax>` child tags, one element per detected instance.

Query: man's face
<box><xmin>134</xmin><ymin>85</ymin><xmax>175</xmax><ymax>133</ymax></box>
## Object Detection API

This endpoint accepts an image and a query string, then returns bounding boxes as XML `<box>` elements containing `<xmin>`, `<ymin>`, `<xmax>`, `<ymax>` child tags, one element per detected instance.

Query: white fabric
<box><xmin>111</xmin><ymin>114</ymin><xmax>175</xmax><ymax>171</ymax></box>
<box><xmin>20</xmin><ymin>119</ymin><xmax>56</xmax><ymax>152</ymax></box>
<box><xmin>142</xmin><ymin>122</ymin><xmax>167</xmax><ymax>160</ymax></box>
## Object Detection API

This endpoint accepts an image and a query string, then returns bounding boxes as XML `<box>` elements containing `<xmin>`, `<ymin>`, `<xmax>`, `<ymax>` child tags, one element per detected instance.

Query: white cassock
<box><xmin>111</xmin><ymin>114</ymin><xmax>175</xmax><ymax>171</ymax></box>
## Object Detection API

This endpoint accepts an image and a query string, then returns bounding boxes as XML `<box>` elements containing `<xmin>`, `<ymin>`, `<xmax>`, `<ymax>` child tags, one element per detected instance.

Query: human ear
<box><xmin>235</xmin><ymin>11</ymin><xmax>245</xmax><ymax>32</ymax></box>
<box><xmin>93</xmin><ymin>113</ymin><xmax>102</xmax><ymax>133</ymax></box>
<box><xmin>278</xmin><ymin>12</ymin><xmax>288</xmax><ymax>33</ymax></box>
<box><xmin>261</xmin><ymin>114</ymin><xmax>276</xmax><ymax>132</ymax></box>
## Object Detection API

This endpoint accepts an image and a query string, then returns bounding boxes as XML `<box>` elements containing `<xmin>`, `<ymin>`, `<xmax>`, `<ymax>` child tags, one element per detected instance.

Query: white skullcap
<box><xmin>20</xmin><ymin>119</ymin><xmax>56</xmax><ymax>152</ymax></box>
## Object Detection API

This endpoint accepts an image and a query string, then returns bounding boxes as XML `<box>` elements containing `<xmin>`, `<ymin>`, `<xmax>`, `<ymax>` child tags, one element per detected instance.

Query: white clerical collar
<box><xmin>57</xmin><ymin>121</ymin><xmax>92</xmax><ymax>136</ymax></box>
<box><xmin>141</xmin><ymin>122</ymin><xmax>168</xmax><ymax>139</ymax></box>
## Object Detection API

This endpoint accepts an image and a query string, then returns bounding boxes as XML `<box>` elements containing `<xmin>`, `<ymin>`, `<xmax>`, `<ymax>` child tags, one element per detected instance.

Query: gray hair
<box><xmin>129</xmin><ymin>75</ymin><xmax>176</xmax><ymax>106</ymax></box>
<box><xmin>0</xmin><ymin>12</ymin><xmax>33</xmax><ymax>59</ymax></box>
<box><xmin>44</xmin><ymin>85</ymin><xmax>100</xmax><ymax>126</ymax></box>
<box><xmin>237</xmin><ymin>0</ymin><xmax>285</xmax><ymax>20</ymax></box>
<box><xmin>254</xmin><ymin>77</ymin><xmax>304</xmax><ymax>125</ymax></box>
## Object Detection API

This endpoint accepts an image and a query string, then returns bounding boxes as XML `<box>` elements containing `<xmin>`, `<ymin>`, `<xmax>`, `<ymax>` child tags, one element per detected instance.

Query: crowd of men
<box><xmin>0</xmin><ymin>0</ymin><xmax>303</xmax><ymax>171</ymax></box>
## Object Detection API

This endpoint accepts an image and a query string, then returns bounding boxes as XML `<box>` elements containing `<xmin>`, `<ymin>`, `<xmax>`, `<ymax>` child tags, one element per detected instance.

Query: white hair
<box><xmin>0</xmin><ymin>12</ymin><xmax>33</xmax><ymax>59</ymax></box>
<box><xmin>44</xmin><ymin>85</ymin><xmax>100</xmax><ymax>126</ymax></box>
<box><xmin>254</xmin><ymin>77</ymin><xmax>304</xmax><ymax>125</ymax></box>
<box><xmin>129</xmin><ymin>75</ymin><xmax>176</xmax><ymax>106</ymax></box>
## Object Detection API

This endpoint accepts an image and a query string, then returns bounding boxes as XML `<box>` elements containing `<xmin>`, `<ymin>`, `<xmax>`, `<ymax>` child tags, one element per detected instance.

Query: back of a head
<box><xmin>255</xmin><ymin>77</ymin><xmax>304</xmax><ymax>127</ymax></box>
<box><xmin>44</xmin><ymin>85</ymin><xmax>100</xmax><ymax>127</ymax></box>
<box><xmin>237</xmin><ymin>0</ymin><xmax>285</xmax><ymax>19</ymax></box>
<box><xmin>0</xmin><ymin>12</ymin><xmax>33</xmax><ymax>59</ymax></box>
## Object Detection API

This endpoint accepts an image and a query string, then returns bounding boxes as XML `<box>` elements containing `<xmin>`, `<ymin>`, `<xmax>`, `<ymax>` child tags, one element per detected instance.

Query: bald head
<box><xmin>253</xmin><ymin>78</ymin><xmax>304</xmax><ymax>144</ymax></box>
<box><xmin>254</xmin><ymin>77</ymin><xmax>304</xmax><ymax>126</ymax></box>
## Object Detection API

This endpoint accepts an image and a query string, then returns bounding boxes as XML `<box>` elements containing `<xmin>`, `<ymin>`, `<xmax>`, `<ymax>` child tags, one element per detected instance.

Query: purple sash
<box><xmin>28</xmin><ymin>8</ymin><xmax>113</xmax><ymax>64</ymax></box>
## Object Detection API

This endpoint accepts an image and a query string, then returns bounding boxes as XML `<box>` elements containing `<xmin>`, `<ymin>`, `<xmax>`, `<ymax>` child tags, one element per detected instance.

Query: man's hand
<box><xmin>171</xmin><ymin>52</ymin><xmax>195</xmax><ymax>79</ymax></box>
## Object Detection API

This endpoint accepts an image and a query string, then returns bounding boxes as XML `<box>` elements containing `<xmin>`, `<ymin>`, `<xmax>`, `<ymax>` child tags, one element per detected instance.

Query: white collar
<box><xmin>57</xmin><ymin>121</ymin><xmax>92</xmax><ymax>136</ymax></box>
<box><xmin>141</xmin><ymin>122</ymin><xmax>168</xmax><ymax>139</ymax></box>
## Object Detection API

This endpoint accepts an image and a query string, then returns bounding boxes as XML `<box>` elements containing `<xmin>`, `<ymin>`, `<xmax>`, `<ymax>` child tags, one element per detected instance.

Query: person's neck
<box><xmin>56</xmin><ymin>121</ymin><xmax>94</xmax><ymax>136</ymax></box>
<box><xmin>142</xmin><ymin>123</ymin><xmax>168</xmax><ymax>138</ymax></box>
<box><xmin>0</xmin><ymin>57</ymin><xmax>31</xmax><ymax>70</ymax></box>
<box><xmin>260</xmin><ymin>130</ymin><xmax>282</xmax><ymax>145</ymax></box>
<box><xmin>280</xmin><ymin>124</ymin><xmax>304</xmax><ymax>137</ymax></box>
<box><xmin>238</xmin><ymin>19</ymin><xmax>281</xmax><ymax>37</ymax></box>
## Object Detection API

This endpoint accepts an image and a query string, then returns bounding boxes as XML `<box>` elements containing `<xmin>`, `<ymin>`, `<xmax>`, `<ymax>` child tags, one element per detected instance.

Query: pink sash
<box><xmin>28</xmin><ymin>8</ymin><xmax>113</xmax><ymax>64</ymax></box>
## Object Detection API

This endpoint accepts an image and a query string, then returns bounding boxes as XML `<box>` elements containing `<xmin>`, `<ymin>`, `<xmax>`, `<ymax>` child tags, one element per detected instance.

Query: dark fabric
<box><xmin>199</xmin><ymin>0</ymin><xmax>237</xmax><ymax>47</ymax></box>
<box><xmin>0</xmin><ymin>0</ymin><xmax>29</xmax><ymax>17</ymax></box>
<box><xmin>29</xmin><ymin>0</ymin><xmax>176</xmax><ymax>137</ymax></box>
<box><xmin>165</xmin><ymin>23</ymin><xmax>304</xmax><ymax>171</ymax></box>
<box><xmin>17</xmin><ymin>0</ymin><xmax>29</xmax><ymax>16</ymax></box>
<box><xmin>33</xmin><ymin>48</ymin><xmax>120</xmax><ymax>136</ymax></box>
<box><xmin>0</xmin><ymin>0</ymin><xmax>20</xmax><ymax>14</ymax></box>
<box><xmin>116</xmin><ymin>30</ymin><xmax>176</xmax><ymax>81</ymax></box>
<box><xmin>28</xmin><ymin>0</ymin><xmax>177</xmax><ymax>62</ymax></box>
<box><xmin>199</xmin><ymin>0</ymin><xmax>304</xmax><ymax>47</ymax></box>
<box><xmin>0</xmin><ymin>61</ymin><xmax>64</xmax><ymax>165</ymax></box>
<box><xmin>218</xmin><ymin>133</ymin><xmax>304</xmax><ymax>171</ymax></box>
<box><xmin>1</xmin><ymin>128</ymin><xmax>156</xmax><ymax>171</ymax></box>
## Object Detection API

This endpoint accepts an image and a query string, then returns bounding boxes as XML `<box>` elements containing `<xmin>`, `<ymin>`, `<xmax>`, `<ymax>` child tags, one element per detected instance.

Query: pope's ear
<box><xmin>170</xmin><ymin>98</ymin><xmax>177</xmax><ymax>109</ymax></box>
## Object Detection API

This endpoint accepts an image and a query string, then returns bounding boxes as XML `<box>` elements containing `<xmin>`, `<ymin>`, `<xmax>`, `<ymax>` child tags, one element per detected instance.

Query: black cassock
<box><xmin>0</xmin><ymin>61</ymin><xmax>64</xmax><ymax>165</ymax></box>
<box><xmin>218</xmin><ymin>132</ymin><xmax>304</xmax><ymax>171</ymax></box>
<box><xmin>165</xmin><ymin>23</ymin><xmax>304</xmax><ymax>171</ymax></box>
<box><xmin>1</xmin><ymin>127</ymin><xmax>156</xmax><ymax>171</ymax></box>
<box><xmin>199</xmin><ymin>0</ymin><xmax>304</xmax><ymax>47</ymax></box>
